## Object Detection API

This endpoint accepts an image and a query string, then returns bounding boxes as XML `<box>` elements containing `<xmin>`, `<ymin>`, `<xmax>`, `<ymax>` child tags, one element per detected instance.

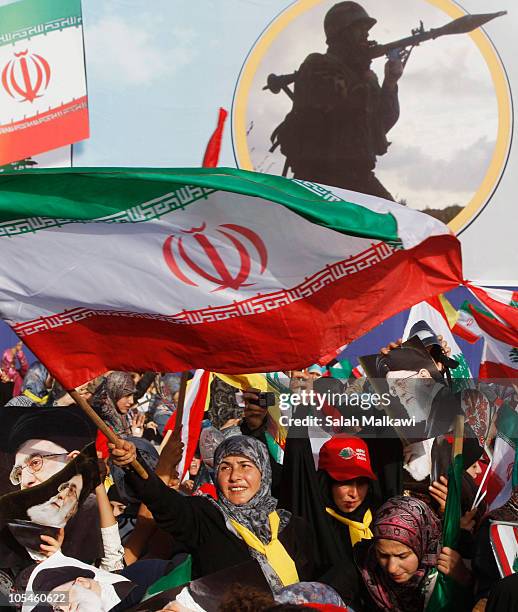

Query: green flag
<box><xmin>328</xmin><ymin>358</ymin><xmax>353</xmax><ymax>379</ymax></box>
<box><xmin>143</xmin><ymin>555</ymin><xmax>192</xmax><ymax>599</ymax></box>
<box><xmin>426</xmin><ymin>454</ymin><xmax>465</xmax><ymax>612</ymax></box>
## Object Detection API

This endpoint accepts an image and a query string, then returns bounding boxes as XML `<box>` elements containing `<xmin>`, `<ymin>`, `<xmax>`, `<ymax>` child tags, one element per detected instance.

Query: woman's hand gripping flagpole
<box><xmin>68</xmin><ymin>388</ymin><xmax>148</xmax><ymax>479</ymax></box>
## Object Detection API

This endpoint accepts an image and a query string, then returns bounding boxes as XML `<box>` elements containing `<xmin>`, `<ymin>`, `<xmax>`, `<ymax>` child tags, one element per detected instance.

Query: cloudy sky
<box><xmin>0</xmin><ymin>0</ymin><xmax>506</xmax><ymax>213</ymax></box>
<box><xmin>244</xmin><ymin>0</ymin><xmax>500</xmax><ymax>211</ymax></box>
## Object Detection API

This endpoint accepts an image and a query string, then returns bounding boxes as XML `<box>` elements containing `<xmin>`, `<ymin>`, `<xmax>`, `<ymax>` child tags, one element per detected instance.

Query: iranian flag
<box><xmin>486</xmin><ymin>403</ymin><xmax>518</xmax><ymax>511</ymax></box>
<box><xmin>490</xmin><ymin>522</ymin><xmax>518</xmax><ymax>577</ymax></box>
<box><xmin>0</xmin><ymin>0</ymin><xmax>88</xmax><ymax>165</ymax></box>
<box><xmin>0</xmin><ymin>167</ymin><xmax>462</xmax><ymax>388</ymax></box>
<box><xmin>468</xmin><ymin>305</ymin><xmax>518</xmax><ymax>379</ymax></box>
<box><xmin>454</xmin><ymin>300</ymin><xmax>483</xmax><ymax>344</ymax></box>
<box><xmin>467</xmin><ymin>284</ymin><xmax>518</xmax><ymax>330</ymax></box>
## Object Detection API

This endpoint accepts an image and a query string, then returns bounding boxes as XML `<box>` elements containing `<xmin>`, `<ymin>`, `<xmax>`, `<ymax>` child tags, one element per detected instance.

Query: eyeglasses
<box><xmin>9</xmin><ymin>453</ymin><xmax>69</xmax><ymax>485</ymax></box>
<box><xmin>54</xmin><ymin>479</ymin><xmax>80</xmax><ymax>501</ymax></box>
<box><xmin>387</xmin><ymin>372</ymin><xmax>419</xmax><ymax>397</ymax></box>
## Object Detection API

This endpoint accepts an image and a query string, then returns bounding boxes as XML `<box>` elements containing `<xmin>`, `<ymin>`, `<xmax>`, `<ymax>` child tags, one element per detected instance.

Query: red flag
<box><xmin>467</xmin><ymin>284</ymin><xmax>518</xmax><ymax>330</ymax></box>
<box><xmin>202</xmin><ymin>108</ymin><xmax>228</xmax><ymax>167</ymax></box>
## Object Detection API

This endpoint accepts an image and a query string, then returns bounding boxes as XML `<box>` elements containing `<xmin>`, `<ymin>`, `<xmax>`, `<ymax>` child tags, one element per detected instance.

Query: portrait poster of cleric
<box><xmin>23</xmin><ymin>551</ymin><xmax>134</xmax><ymax>612</ymax></box>
<box><xmin>236</xmin><ymin>0</ymin><xmax>508</xmax><ymax>229</ymax></box>
<box><xmin>0</xmin><ymin>406</ymin><xmax>101</xmax><ymax>566</ymax></box>
<box><xmin>359</xmin><ymin>330</ymin><xmax>495</xmax><ymax>489</ymax></box>
<box><xmin>360</xmin><ymin>336</ymin><xmax>465</xmax><ymax>442</ymax></box>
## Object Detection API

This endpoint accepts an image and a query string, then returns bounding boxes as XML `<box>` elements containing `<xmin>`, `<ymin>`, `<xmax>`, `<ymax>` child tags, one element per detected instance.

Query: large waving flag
<box><xmin>0</xmin><ymin>0</ymin><xmax>88</xmax><ymax>165</ymax></box>
<box><xmin>0</xmin><ymin>167</ymin><xmax>462</xmax><ymax>387</ymax></box>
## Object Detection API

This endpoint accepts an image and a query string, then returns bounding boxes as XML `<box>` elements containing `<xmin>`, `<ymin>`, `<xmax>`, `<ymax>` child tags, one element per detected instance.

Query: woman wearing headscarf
<box><xmin>5</xmin><ymin>361</ymin><xmax>51</xmax><ymax>406</ymax></box>
<box><xmin>110</xmin><ymin>435</ymin><xmax>321</xmax><ymax>594</ymax></box>
<box><xmin>355</xmin><ymin>496</ymin><xmax>471</xmax><ymax>611</ymax></box>
<box><xmin>0</xmin><ymin>342</ymin><xmax>28</xmax><ymax>401</ymax></box>
<box><xmin>91</xmin><ymin>371</ymin><xmax>136</xmax><ymax>436</ymax></box>
<box><xmin>149</xmin><ymin>373</ymin><xmax>181</xmax><ymax>435</ymax></box>
<box><xmin>317</xmin><ymin>436</ymin><xmax>378</xmax><ymax>559</ymax></box>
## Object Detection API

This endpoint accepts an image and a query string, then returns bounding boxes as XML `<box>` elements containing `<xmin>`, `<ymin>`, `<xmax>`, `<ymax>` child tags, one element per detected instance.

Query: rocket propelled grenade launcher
<box><xmin>263</xmin><ymin>10</ymin><xmax>506</xmax><ymax>95</ymax></box>
<box><xmin>368</xmin><ymin>11</ymin><xmax>507</xmax><ymax>61</ymax></box>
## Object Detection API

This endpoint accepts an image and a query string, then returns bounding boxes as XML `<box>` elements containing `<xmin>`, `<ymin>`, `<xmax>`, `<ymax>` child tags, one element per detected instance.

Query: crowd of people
<box><xmin>0</xmin><ymin>334</ymin><xmax>517</xmax><ymax>612</ymax></box>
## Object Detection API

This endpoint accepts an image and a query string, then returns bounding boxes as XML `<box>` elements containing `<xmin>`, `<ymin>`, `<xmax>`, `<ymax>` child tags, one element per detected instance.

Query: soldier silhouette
<box><xmin>271</xmin><ymin>1</ymin><xmax>404</xmax><ymax>200</ymax></box>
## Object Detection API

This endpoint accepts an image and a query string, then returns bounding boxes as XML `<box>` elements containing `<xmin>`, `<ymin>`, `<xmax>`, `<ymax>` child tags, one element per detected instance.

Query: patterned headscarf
<box><xmin>157</xmin><ymin>373</ymin><xmax>181</xmax><ymax>406</ymax></box>
<box><xmin>208</xmin><ymin>377</ymin><xmax>243</xmax><ymax>430</ymax></box>
<box><xmin>91</xmin><ymin>372</ymin><xmax>136</xmax><ymax>436</ymax></box>
<box><xmin>355</xmin><ymin>496</ymin><xmax>441</xmax><ymax>612</ymax></box>
<box><xmin>21</xmin><ymin>362</ymin><xmax>49</xmax><ymax>400</ymax></box>
<box><xmin>276</xmin><ymin>582</ymin><xmax>345</xmax><ymax>607</ymax></box>
<box><xmin>212</xmin><ymin>435</ymin><xmax>292</xmax><ymax>592</ymax></box>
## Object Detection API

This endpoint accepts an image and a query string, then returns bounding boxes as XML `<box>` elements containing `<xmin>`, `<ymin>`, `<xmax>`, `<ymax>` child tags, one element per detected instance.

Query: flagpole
<box><xmin>69</xmin><ymin>389</ymin><xmax>148</xmax><ymax>479</ymax></box>
<box><xmin>173</xmin><ymin>371</ymin><xmax>190</xmax><ymax>434</ymax></box>
<box><xmin>453</xmin><ymin>414</ymin><xmax>465</xmax><ymax>458</ymax></box>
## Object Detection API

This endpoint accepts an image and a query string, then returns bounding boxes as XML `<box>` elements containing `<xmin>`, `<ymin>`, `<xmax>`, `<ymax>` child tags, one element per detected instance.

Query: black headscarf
<box><xmin>7</xmin><ymin>407</ymin><xmax>95</xmax><ymax>454</ymax></box>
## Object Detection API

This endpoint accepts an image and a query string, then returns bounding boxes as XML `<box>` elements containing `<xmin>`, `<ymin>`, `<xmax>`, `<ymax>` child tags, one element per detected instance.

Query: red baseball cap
<box><xmin>318</xmin><ymin>436</ymin><xmax>377</xmax><ymax>482</ymax></box>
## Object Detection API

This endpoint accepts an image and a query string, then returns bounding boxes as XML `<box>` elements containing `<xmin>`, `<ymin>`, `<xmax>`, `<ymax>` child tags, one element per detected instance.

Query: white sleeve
<box><xmin>175</xmin><ymin>587</ymin><xmax>207</xmax><ymax>611</ymax></box>
<box><xmin>99</xmin><ymin>523</ymin><xmax>125</xmax><ymax>572</ymax></box>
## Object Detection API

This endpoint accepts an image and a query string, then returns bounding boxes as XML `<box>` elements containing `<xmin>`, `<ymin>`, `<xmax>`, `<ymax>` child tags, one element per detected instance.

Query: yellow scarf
<box><xmin>23</xmin><ymin>389</ymin><xmax>49</xmax><ymax>404</ymax></box>
<box><xmin>230</xmin><ymin>511</ymin><xmax>299</xmax><ymax>587</ymax></box>
<box><xmin>325</xmin><ymin>506</ymin><xmax>373</xmax><ymax>546</ymax></box>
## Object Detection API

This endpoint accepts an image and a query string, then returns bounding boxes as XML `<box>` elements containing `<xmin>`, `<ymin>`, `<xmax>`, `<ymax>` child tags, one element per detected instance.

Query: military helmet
<box><xmin>324</xmin><ymin>2</ymin><xmax>377</xmax><ymax>44</ymax></box>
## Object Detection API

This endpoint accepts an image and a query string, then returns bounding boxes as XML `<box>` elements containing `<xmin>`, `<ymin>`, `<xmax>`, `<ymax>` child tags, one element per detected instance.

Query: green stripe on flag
<box><xmin>426</xmin><ymin>454</ymin><xmax>466</xmax><ymax>612</ymax></box>
<box><xmin>143</xmin><ymin>554</ymin><xmax>192</xmax><ymax>599</ymax></box>
<box><xmin>328</xmin><ymin>358</ymin><xmax>353</xmax><ymax>379</ymax></box>
<box><xmin>496</xmin><ymin>403</ymin><xmax>518</xmax><ymax>447</ymax></box>
<box><xmin>0</xmin><ymin>0</ymin><xmax>81</xmax><ymax>44</ymax></box>
<box><xmin>461</xmin><ymin>300</ymin><xmax>494</xmax><ymax>320</ymax></box>
<box><xmin>0</xmin><ymin>167</ymin><xmax>400</xmax><ymax>243</ymax></box>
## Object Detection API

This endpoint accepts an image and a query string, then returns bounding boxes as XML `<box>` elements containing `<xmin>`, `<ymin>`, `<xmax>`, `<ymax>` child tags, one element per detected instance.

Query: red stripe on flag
<box><xmin>479</xmin><ymin>361</ymin><xmax>518</xmax><ymax>379</ymax></box>
<box><xmin>14</xmin><ymin>234</ymin><xmax>462</xmax><ymax>388</ymax></box>
<box><xmin>180</xmin><ymin>370</ymin><xmax>210</xmax><ymax>480</ymax></box>
<box><xmin>316</xmin><ymin>344</ymin><xmax>347</xmax><ymax>366</ymax></box>
<box><xmin>0</xmin><ymin>97</ymin><xmax>89</xmax><ymax>165</ymax></box>
<box><xmin>490</xmin><ymin>524</ymin><xmax>513</xmax><ymax>576</ymax></box>
<box><xmin>468</xmin><ymin>305</ymin><xmax>518</xmax><ymax>346</ymax></box>
<box><xmin>163</xmin><ymin>410</ymin><xmax>177</xmax><ymax>433</ymax></box>
<box><xmin>468</xmin><ymin>284</ymin><xmax>518</xmax><ymax>331</ymax></box>
<box><xmin>202</xmin><ymin>108</ymin><xmax>228</xmax><ymax>168</ymax></box>
<box><xmin>452</xmin><ymin>321</ymin><xmax>480</xmax><ymax>344</ymax></box>
<box><xmin>425</xmin><ymin>294</ymin><xmax>448</xmax><ymax>323</ymax></box>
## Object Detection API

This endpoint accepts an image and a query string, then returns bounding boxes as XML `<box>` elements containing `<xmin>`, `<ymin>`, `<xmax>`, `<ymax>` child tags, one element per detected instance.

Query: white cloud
<box><xmin>379</xmin><ymin>136</ymin><xmax>495</xmax><ymax>193</ymax></box>
<box><xmin>84</xmin><ymin>13</ymin><xmax>197</xmax><ymax>85</ymax></box>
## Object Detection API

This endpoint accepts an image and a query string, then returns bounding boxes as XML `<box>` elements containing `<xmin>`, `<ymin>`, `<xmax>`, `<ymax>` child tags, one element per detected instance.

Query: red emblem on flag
<box><xmin>163</xmin><ymin>223</ymin><xmax>268</xmax><ymax>292</ymax></box>
<box><xmin>2</xmin><ymin>49</ymin><xmax>51</xmax><ymax>103</ymax></box>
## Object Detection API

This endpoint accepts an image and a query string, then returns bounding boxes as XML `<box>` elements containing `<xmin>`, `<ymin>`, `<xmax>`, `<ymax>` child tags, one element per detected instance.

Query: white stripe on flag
<box><xmin>490</xmin><ymin>523</ymin><xmax>518</xmax><ymax>577</ymax></box>
<box><xmin>178</xmin><ymin>369</ymin><xmax>205</xmax><ymax>480</ymax></box>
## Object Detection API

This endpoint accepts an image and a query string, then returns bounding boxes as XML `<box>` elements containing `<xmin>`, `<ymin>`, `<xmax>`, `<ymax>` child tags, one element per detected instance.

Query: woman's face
<box><xmin>110</xmin><ymin>501</ymin><xmax>127</xmax><ymax>518</ymax></box>
<box><xmin>466</xmin><ymin>460</ymin><xmax>482</xmax><ymax>479</ymax></box>
<box><xmin>116</xmin><ymin>394</ymin><xmax>134</xmax><ymax>414</ymax></box>
<box><xmin>375</xmin><ymin>539</ymin><xmax>419</xmax><ymax>583</ymax></box>
<box><xmin>331</xmin><ymin>477</ymin><xmax>369</xmax><ymax>513</ymax></box>
<box><xmin>217</xmin><ymin>454</ymin><xmax>262</xmax><ymax>505</ymax></box>
<box><xmin>189</xmin><ymin>456</ymin><xmax>202</xmax><ymax>476</ymax></box>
